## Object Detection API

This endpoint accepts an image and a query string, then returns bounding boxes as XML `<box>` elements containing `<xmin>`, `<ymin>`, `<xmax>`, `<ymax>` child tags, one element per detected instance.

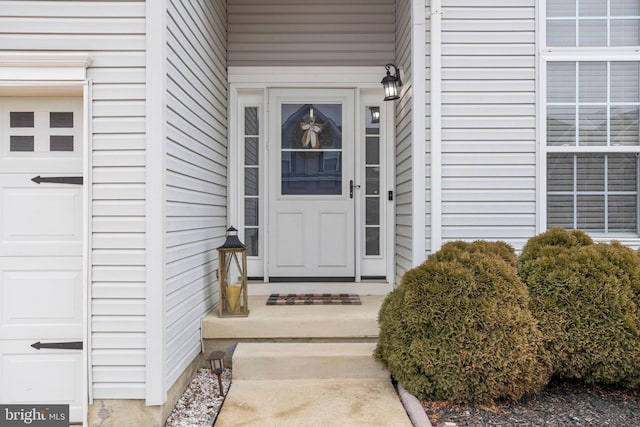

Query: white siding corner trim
<box><xmin>429</xmin><ymin>1</ymin><xmax>442</xmax><ymax>255</ymax></box>
<box><xmin>145</xmin><ymin>0</ymin><xmax>167</xmax><ymax>406</ymax></box>
<box><xmin>412</xmin><ymin>0</ymin><xmax>427</xmax><ymax>265</ymax></box>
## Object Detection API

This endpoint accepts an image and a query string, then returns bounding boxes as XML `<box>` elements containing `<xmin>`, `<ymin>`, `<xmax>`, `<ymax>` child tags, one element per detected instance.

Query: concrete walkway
<box><xmin>214</xmin><ymin>378</ymin><xmax>414</xmax><ymax>427</ymax></box>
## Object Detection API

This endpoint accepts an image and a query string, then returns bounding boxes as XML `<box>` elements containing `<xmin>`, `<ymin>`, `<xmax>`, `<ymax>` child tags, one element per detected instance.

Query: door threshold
<box><xmin>248</xmin><ymin>281</ymin><xmax>393</xmax><ymax>296</ymax></box>
<box><xmin>268</xmin><ymin>276</ymin><xmax>355</xmax><ymax>283</ymax></box>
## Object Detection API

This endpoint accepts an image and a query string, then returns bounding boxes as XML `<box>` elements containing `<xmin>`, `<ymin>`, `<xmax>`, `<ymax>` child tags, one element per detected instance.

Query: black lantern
<box><xmin>381</xmin><ymin>64</ymin><xmax>402</xmax><ymax>101</ymax></box>
<box><xmin>369</xmin><ymin>106</ymin><xmax>380</xmax><ymax>124</ymax></box>
<box><xmin>217</xmin><ymin>226</ymin><xmax>249</xmax><ymax>317</ymax></box>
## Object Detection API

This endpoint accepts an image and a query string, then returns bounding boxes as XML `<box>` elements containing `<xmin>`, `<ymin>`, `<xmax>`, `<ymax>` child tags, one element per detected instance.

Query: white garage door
<box><xmin>0</xmin><ymin>97</ymin><xmax>84</xmax><ymax>422</ymax></box>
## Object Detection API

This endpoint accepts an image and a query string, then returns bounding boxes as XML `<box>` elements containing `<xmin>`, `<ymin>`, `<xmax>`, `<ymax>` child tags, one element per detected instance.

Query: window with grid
<box><xmin>545</xmin><ymin>1</ymin><xmax>640</xmax><ymax>236</ymax></box>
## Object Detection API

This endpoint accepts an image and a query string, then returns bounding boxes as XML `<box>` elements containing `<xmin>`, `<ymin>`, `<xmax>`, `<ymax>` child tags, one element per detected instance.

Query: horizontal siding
<box><xmin>0</xmin><ymin>1</ymin><xmax>147</xmax><ymax>400</ymax></box>
<box><xmin>164</xmin><ymin>0</ymin><xmax>227</xmax><ymax>392</ymax></box>
<box><xmin>395</xmin><ymin>0</ymin><xmax>413</xmax><ymax>283</ymax></box>
<box><xmin>440</xmin><ymin>0</ymin><xmax>536</xmax><ymax>251</ymax></box>
<box><xmin>228</xmin><ymin>0</ymin><xmax>395</xmax><ymax>66</ymax></box>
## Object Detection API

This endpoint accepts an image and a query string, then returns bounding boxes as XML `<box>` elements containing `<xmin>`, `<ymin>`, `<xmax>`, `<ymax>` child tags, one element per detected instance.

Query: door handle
<box><xmin>349</xmin><ymin>180</ymin><xmax>360</xmax><ymax>199</ymax></box>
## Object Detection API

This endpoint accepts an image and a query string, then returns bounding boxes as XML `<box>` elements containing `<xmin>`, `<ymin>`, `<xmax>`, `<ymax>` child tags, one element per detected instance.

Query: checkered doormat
<box><xmin>266</xmin><ymin>293</ymin><xmax>362</xmax><ymax>305</ymax></box>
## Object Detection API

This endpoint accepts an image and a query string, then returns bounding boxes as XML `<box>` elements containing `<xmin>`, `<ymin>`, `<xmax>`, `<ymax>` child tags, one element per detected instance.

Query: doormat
<box><xmin>266</xmin><ymin>293</ymin><xmax>361</xmax><ymax>305</ymax></box>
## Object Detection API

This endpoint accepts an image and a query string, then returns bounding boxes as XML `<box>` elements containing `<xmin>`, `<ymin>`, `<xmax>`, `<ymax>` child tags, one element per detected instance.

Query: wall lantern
<box><xmin>381</xmin><ymin>64</ymin><xmax>402</xmax><ymax>101</ymax></box>
<box><xmin>369</xmin><ymin>106</ymin><xmax>380</xmax><ymax>124</ymax></box>
<box><xmin>217</xmin><ymin>226</ymin><xmax>249</xmax><ymax>317</ymax></box>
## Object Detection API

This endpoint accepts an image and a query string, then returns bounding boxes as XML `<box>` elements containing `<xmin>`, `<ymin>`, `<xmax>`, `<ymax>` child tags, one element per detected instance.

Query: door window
<box><xmin>280</xmin><ymin>104</ymin><xmax>343</xmax><ymax>195</ymax></box>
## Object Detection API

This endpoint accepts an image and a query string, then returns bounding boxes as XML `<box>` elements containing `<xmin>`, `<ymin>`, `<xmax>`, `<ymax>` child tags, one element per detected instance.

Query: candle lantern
<box><xmin>217</xmin><ymin>226</ymin><xmax>249</xmax><ymax>317</ymax></box>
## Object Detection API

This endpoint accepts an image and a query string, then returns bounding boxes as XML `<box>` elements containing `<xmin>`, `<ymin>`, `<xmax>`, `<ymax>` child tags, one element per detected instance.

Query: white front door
<box><xmin>268</xmin><ymin>89</ymin><xmax>355</xmax><ymax>279</ymax></box>
<box><xmin>0</xmin><ymin>97</ymin><xmax>84</xmax><ymax>421</ymax></box>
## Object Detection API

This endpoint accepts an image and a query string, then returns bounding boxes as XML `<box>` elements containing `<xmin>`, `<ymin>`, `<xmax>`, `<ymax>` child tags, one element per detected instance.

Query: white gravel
<box><xmin>165</xmin><ymin>368</ymin><xmax>231</xmax><ymax>427</ymax></box>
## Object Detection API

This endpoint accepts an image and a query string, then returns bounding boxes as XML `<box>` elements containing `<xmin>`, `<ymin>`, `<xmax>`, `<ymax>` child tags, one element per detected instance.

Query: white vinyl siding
<box><xmin>0</xmin><ymin>1</ymin><xmax>147</xmax><ymax>399</ymax></box>
<box><xmin>440</xmin><ymin>0</ymin><xmax>537</xmax><ymax>251</ymax></box>
<box><xmin>395</xmin><ymin>0</ymin><xmax>413</xmax><ymax>281</ymax></box>
<box><xmin>165</xmin><ymin>0</ymin><xmax>228</xmax><ymax>390</ymax></box>
<box><xmin>227</xmin><ymin>0</ymin><xmax>395</xmax><ymax>66</ymax></box>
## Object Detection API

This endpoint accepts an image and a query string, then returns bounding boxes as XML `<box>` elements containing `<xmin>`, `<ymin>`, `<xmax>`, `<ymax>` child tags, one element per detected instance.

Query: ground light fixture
<box><xmin>381</xmin><ymin>63</ymin><xmax>402</xmax><ymax>101</ymax></box>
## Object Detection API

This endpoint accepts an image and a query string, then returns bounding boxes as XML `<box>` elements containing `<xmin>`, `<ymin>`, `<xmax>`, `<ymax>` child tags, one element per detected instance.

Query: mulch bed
<box><xmin>423</xmin><ymin>379</ymin><xmax>640</xmax><ymax>426</ymax></box>
<box><xmin>266</xmin><ymin>293</ymin><xmax>361</xmax><ymax>305</ymax></box>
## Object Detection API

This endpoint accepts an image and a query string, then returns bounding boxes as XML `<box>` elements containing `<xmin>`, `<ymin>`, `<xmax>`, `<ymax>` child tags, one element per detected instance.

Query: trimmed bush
<box><xmin>519</xmin><ymin>228</ymin><xmax>640</xmax><ymax>387</ymax></box>
<box><xmin>375</xmin><ymin>241</ymin><xmax>552</xmax><ymax>404</ymax></box>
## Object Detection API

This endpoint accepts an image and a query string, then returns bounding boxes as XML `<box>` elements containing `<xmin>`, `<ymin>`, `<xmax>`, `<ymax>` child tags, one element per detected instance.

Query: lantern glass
<box><xmin>218</xmin><ymin>227</ymin><xmax>249</xmax><ymax>317</ymax></box>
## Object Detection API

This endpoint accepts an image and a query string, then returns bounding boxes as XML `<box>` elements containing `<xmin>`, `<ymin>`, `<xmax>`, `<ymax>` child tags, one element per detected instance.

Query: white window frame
<box><xmin>537</xmin><ymin>0</ymin><xmax>640</xmax><ymax>241</ymax></box>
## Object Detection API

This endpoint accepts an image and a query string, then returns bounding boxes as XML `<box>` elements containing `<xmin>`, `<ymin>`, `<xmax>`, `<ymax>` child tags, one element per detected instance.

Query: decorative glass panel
<box><xmin>50</xmin><ymin>112</ymin><xmax>73</xmax><ymax>128</ymax></box>
<box><xmin>366</xmin><ymin>137</ymin><xmax>380</xmax><ymax>164</ymax></box>
<box><xmin>366</xmin><ymin>198</ymin><xmax>380</xmax><ymax>225</ymax></box>
<box><xmin>245</xmin><ymin>137</ymin><xmax>259</xmax><ymax>166</ymax></box>
<box><xmin>244</xmin><ymin>199</ymin><xmax>259</xmax><ymax>227</ymax></box>
<box><xmin>364</xmin><ymin>105</ymin><xmax>382</xmax><ymax>257</ymax></box>
<box><xmin>244</xmin><ymin>107</ymin><xmax>259</xmax><ymax>136</ymax></box>
<box><xmin>10</xmin><ymin>112</ymin><xmax>34</xmax><ymax>128</ymax></box>
<box><xmin>245</xmin><ymin>168</ymin><xmax>259</xmax><ymax>196</ymax></box>
<box><xmin>50</xmin><ymin>135</ymin><xmax>74</xmax><ymax>151</ymax></box>
<box><xmin>281</xmin><ymin>104</ymin><xmax>342</xmax><ymax>195</ymax></box>
<box><xmin>243</xmin><ymin>106</ymin><xmax>260</xmax><ymax>257</ymax></box>
<box><xmin>244</xmin><ymin>228</ymin><xmax>259</xmax><ymax>257</ymax></box>
<box><xmin>365</xmin><ymin>167</ymin><xmax>380</xmax><ymax>195</ymax></box>
<box><xmin>9</xmin><ymin>135</ymin><xmax>34</xmax><ymax>152</ymax></box>
<box><xmin>365</xmin><ymin>228</ymin><xmax>380</xmax><ymax>256</ymax></box>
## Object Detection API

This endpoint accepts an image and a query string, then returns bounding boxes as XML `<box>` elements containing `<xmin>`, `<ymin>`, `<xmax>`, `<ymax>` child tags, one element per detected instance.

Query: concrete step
<box><xmin>202</xmin><ymin>295</ymin><xmax>383</xmax><ymax>340</ymax></box>
<box><xmin>232</xmin><ymin>342</ymin><xmax>389</xmax><ymax>380</ymax></box>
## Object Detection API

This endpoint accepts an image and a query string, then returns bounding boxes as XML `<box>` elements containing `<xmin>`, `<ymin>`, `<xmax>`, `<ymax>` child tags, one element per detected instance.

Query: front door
<box><xmin>268</xmin><ymin>89</ymin><xmax>355</xmax><ymax>279</ymax></box>
<box><xmin>0</xmin><ymin>97</ymin><xmax>84</xmax><ymax>421</ymax></box>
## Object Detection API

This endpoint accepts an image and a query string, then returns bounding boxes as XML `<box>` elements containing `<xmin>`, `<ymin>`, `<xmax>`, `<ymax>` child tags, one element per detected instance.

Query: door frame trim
<box><xmin>229</xmin><ymin>67</ymin><xmax>396</xmax><ymax>286</ymax></box>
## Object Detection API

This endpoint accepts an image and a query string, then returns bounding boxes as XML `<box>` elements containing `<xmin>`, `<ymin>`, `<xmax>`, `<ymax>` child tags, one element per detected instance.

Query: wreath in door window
<box><xmin>293</xmin><ymin>106</ymin><xmax>334</xmax><ymax>149</ymax></box>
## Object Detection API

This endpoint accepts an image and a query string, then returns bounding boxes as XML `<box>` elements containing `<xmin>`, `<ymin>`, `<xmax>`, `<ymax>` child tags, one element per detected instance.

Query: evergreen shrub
<box><xmin>519</xmin><ymin>228</ymin><xmax>640</xmax><ymax>387</ymax></box>
<box><xmin>375</xmin><ymin>241</ymin><xmax>552</xmax><ymax>403</ymax></box>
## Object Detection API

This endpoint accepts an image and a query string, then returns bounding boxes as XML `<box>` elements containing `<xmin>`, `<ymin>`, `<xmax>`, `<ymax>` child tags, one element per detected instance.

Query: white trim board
<box><xmin>228</xmin><ymin>66</ymin><xmax>384</xmax><ymax>86</ymax></box>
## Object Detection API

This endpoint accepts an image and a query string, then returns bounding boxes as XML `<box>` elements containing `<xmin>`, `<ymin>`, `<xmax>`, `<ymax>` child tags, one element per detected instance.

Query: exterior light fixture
<box><xmin>207</xmin><ymin>351</ymin><xmax>226</xmax><ymax>397</ymax></box>
<box><xmin>217</xmin><ymin>226</ymin><xmax>249</xmax><ymax>317</ymax></box>
<box><xmin>381</xmin><ymin>64</ymin><xmax>402</xmax><ymax>101</ymax></box>
<box><xmin>369</xmin><ymin>106</ymin><xmax>380</xmax><ymax>124</ymax></box>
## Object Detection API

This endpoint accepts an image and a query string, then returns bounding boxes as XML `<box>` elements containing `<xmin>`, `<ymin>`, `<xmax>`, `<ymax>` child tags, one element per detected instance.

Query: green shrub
<box><xmin>375</xmin><ymin>241</ymin><xmax>552</xmax><ymax>404</ymax></box>
<box><xmin>519</xmin><ymin>228</ymin><xmax>640</xmax><ymax>387</ymax></box>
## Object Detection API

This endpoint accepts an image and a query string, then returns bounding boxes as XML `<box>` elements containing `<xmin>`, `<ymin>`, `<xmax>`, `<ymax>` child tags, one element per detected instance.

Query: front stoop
<box><xmin>207</xmin><ymin>294</ymin><xmax>414</xmax><ymax>426</ymax></box>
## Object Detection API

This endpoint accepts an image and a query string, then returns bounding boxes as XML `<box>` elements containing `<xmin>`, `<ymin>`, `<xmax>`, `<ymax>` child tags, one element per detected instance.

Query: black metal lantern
<box><xmin>217</xmin><ymin>226</ymin><xmax>249</xmax><ymax>317</ymax></box>
<box><xmin>369</xmin><ymin>106</ymin><xmax>380</xmax><ymax>124</ymax></box>
<box><xmin>381</xmin><ymin>64</ymin><xmax>402</xmax><ymax>101</ymax></box>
